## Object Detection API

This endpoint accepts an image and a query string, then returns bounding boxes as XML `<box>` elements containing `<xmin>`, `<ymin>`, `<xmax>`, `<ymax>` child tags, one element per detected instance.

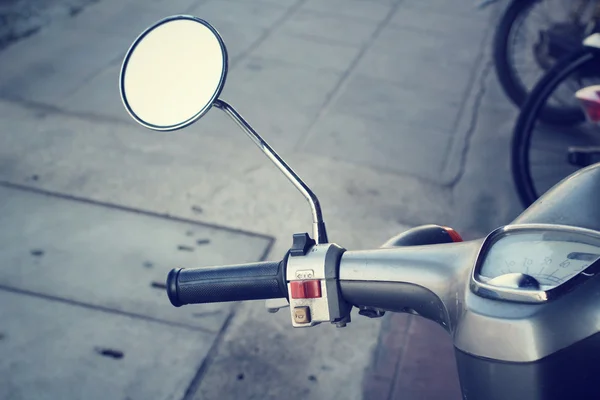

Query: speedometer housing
<box><xmin>471</xmin><ymin>224</ymin><xmax>600</xmax><ymax>303</ymax></box>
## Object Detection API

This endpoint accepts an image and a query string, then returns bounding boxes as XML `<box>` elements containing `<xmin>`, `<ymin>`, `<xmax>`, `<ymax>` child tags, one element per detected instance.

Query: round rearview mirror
<box><xmin>120</xmin><ymin>15</ymin><xmax>228</xmax><ymax>131</ymax></box>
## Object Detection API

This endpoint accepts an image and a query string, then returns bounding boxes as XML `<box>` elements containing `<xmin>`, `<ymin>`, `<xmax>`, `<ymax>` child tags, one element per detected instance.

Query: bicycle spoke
<box><xmin>507</xmin><ymin>0</ymin><xmax>598</xmax><ymax>103</ymax></box>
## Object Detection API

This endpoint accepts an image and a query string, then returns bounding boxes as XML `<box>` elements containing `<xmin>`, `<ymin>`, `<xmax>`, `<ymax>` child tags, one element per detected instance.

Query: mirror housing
<box><xmin>120</xmin><ymin>15</ymin><xmax>228</xmax><ymax>131</ymax></box>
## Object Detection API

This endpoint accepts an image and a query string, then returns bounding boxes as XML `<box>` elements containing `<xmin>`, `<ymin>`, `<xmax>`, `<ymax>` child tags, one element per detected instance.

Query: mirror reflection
<box><xmin>120</xmin><ymin>16</ymin><xmax>228</xmax><ymax>131</ymax></box>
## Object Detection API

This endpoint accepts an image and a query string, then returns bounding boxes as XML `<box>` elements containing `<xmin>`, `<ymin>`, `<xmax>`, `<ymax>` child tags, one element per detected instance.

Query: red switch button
<box><xmin>442</xmin><ymin>226</ymin><xmax>463</xmax><ymax>242</ymax></box>
<box><xmin>290</xmin><ymin>280</ymin><xmax>322</xmax><ymax>299</ymax></box>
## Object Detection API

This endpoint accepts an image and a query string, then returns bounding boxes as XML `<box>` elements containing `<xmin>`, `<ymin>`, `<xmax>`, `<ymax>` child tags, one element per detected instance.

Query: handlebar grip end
<box><xmin>167</xmin><ymin>268</ymin><xmax>183</xmax><ymax>307</ymax></box>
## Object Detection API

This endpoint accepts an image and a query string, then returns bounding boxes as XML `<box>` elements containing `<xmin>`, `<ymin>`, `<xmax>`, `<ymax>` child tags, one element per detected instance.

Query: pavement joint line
<box><xmin>218</xmin><ymin>0</ymin><xmax>295</xmax><ymax>9</ymax></box>
<box><xmin>439</xmin><ymin>12</ymin><xmax>496</xmax><ymax>186</ymax></box>
<box><xmin>385</xmin><ymin>19</ymin><xmax>490</xmax><ymax>37</ymax></box>
<box><xmin>280</xmin><ymin>31</ymin><xmax>364</xmax><ymax>49</ymax></box>
<box><xmin>447</xmin><ymin>60</ymin><xmax>494</xmax><ymax>189</ymax></box>
<box><xmin>288</xmin><ymin>7</ymin><xmax>398</xmax><ymax>25</ymax></box>
<box><xmin>258</xmin><ymin>234</ymin><xmax>276</xmax><ymax>262</ymax></box>
<box><xmin>0</xmin><ymin>94</ymin><xmax>132</xmax><ymax>125</ymax></box>
<box><xmin>0</xmin><ymin>180</ymin><xmax>277</xmax><ymax>242</ymax></box>
<box><xmin>298</xmin><ymin>152</ymin><xmax>448</xmax><ymax>186</ymax></box>
<box><xmin>277</xmin><ymin>29</ymin><xmax>362</xmax><ymax>51</ymax></box>
<box><xmin>178</xmin><ymin>223</ymin><xmax>274</xmax><ymax>399</ymax></box>
<box><xmin>242</xmin><ymin>53</ymin><xmax>347</xmax><ymax>75</ymax></box>
<box><xmin>385</xmin><ymin>316</ymin><xmax>414</xmax><ymax>400</ymax></box>
<box><xmin>59</xmin><ymin>47</ymin><xmax>129</xmax><ymax>102</ymax></box>
<box><xmin>229</xmin><ymin>0</ymin><xmax>307</xmax><ymax>70</ymax></box>
<box><xmin>180</xmin><ymin>308</ymin><xmax>238</xmax><ymax>400</ymax></box>
<box><xmin>293</xmin><ymin>0</ymin><xmax>405</xmax><ymax>151</ymax></box>
<box><xmin>0</xmin><ymin>284</ymin><xmax>219</xmax><ymax>334</ymax></box>
<box><xmin>439</xmin><ymin>6</ymin><xmax>504</xmax><ymax>187</ymax></box>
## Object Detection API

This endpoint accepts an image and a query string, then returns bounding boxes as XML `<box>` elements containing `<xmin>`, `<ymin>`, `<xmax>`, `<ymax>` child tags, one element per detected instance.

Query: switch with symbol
<box><xmin>293</xmin><ymin>306</ymin><xmax>311</xmax><ymax>324</ymax></box>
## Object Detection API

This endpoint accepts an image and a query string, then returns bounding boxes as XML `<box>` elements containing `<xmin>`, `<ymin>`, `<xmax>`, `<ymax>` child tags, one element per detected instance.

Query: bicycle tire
<box><xmin>493</xmin><ymin>0</ymin><xmax>587</xmax><ymax>125</ymax></box>
<box><xmin>511</xmin><ymin>46</ymin><xmax>597</xmax><ymax>208</ymax></box>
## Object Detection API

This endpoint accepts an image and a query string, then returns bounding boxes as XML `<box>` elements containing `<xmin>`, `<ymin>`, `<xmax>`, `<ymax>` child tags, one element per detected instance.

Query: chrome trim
<box><xmin>470</xmin><ymin>223</ymin><xmax>600</xmax><ymax>304</ymax></box>
<box><xmin>119</xmin><ymin>15</ymin><xmax>229</xmax><ymax>132</ymax></box>
<box><xmin>213</xmin><ymin>99</ymin><xmax>328</xmax><ymax>244</ymax></box>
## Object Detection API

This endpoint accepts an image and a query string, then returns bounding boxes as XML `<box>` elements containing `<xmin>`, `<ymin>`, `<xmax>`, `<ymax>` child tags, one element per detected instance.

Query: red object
<box><xmin>290</xmin><ymin>280</ymin><xmax>322</xmax><ymax>299</ymax></box>
<box><xmin>442</xmin><ymin>226</ymin><xmax>463</xmax><ymax>242</ymax></box>
<box><xmin>579</xmin><ymin>99</ymin><xmax>600</xmax><ymax>123</ymax></box>
<box><xmin>576</xmin><ymin>86</ymin><xmax>600</xmax><ymax>123</ymax></box>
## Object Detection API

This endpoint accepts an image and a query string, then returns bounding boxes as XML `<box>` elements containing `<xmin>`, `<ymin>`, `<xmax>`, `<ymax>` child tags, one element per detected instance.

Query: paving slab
<box><xmin>189</xmin><ymin>0</ymin><xmax>293</xmax><ymax>30</ymax></box>
<box><xmin>211</xmin><ymin>56</ymin><xmax>344</xmax><ymax>152</ymax></box>
<box><xmin>353</xmin><ymin>41</ymin><xmax>475</xmax><ymax>101</ymax></box>
<box><xmin>296</xmin><ymin>4</ymin><xmax>495</xmax><ymax>187</ymax></box>
<box><xmin>299</xmin><ymin>0</ymin><xmax>396</xmax><ymax>23</ymax></box>
<box><xmin>0</xmin><ymin>27</ymin><xmax>132</xmax><ymax>105</ymax></box>
<box><xmin>250</xmin><ymin>33</ymin><xmax>361</xmax><ymax>74</ymax></box>
<box><xmin>371</xmin><ymin>23</ymin><xmax>482</xmax><ymax>70</ymax></box>
<box><xmin>56</xmin><ymin>1</ymin><xmax>197</xmax><ymax>34</ymax></box>
<box><xmin>328</xmin><ymin>73</ymin><xmax>463</xmax><ymax>134</ymax></box>
<box><xmin>0</xmin><ymin>183</ymin><xmax>273</xmax><ymax>331</ymax></box>
<box><xmin>0</xmin><ymin>96</ymin><xmax>446</xmax><ymax>254</ymax></box>
<box><xmin>279</xmin><ymin>10</ymin><xmax>380</xmax><ymax>47</ymax></box>
<box><xmin>300</xmin><ymin>107</ymin><xmax>453</xmax><ymax>182</ymax></box>
<box><xmin>0</xmin><ymin>290</ymin><xmax>215</xmax><ymax>400</ymax></box>
<box><xmin>399</xmin><ymin>0</ymin><xmax>487</xmax><ymax>18</ymax></box>
<box><xmin>190</xmin><ymin>303</ymin><xmax>383</xmax><ymax>400</ymax></box>
<box><xmin>389</xmin><ymin>4</ymin><xmax>489</xmax><ymax>32</ymax></box>
<box><xmin>0</xmin><ymin>0</ymin><xmax>100</xmax><ymax>51</ymax></box>
<box><xmin>203</xmin><ymin>19</ymin><xmax>268</xmax><ymax>63</ymax></box>
<box><xmin>58</xmin><ymin>60</ymin><xmax>132</xmax><ymax>122</ymax></box>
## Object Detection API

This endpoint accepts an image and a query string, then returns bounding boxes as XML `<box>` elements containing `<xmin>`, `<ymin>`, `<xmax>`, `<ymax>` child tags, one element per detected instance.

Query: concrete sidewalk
<box><xmin>0</xmin><ymin>0</ymin><xmax>522</xmax><ymax>399</ymax></box>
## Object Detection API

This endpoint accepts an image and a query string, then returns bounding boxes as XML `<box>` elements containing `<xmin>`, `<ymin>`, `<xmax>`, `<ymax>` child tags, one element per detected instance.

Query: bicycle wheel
<box><xmin>512</xmin><ymin>46</ymin><xmax>600</xmax><ymax>208</ymax></box>
<box><xmin>494</xmin><ymin>0</ymin><xmax>597</xmax><ymax>124</ymax></box>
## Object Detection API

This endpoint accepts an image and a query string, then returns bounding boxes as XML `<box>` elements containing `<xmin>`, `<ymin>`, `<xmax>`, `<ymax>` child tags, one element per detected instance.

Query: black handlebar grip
<box><xmin>166</xmin><ymin>260</ymin><xmax>287</xmax><ymax>307</ymax></box>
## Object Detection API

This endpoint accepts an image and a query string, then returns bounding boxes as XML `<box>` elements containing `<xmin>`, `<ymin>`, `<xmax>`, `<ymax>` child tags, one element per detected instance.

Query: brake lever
<box><xmin>265</xmin><ymin>298</ymin><xmax>290</xmax><ymax>313</ymax></box>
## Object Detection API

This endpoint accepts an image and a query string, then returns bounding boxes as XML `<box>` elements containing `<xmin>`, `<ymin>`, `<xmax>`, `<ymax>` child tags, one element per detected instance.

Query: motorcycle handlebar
<box><xmin>336</xmin><ymin>243</ymin><xmax>472</xmax><ymax>326</ymax></box>
<box><xmin>166</xmin><ymin>260</ymin><xmax>287</xmax><ymax>307</ymax></box>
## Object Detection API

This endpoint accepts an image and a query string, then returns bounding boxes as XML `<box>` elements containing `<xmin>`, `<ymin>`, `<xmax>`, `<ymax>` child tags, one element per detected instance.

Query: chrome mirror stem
<box><xmin>214</xmin><ymin>99</ymin><xmax>328</xmax><ymax>243</ymax></box>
